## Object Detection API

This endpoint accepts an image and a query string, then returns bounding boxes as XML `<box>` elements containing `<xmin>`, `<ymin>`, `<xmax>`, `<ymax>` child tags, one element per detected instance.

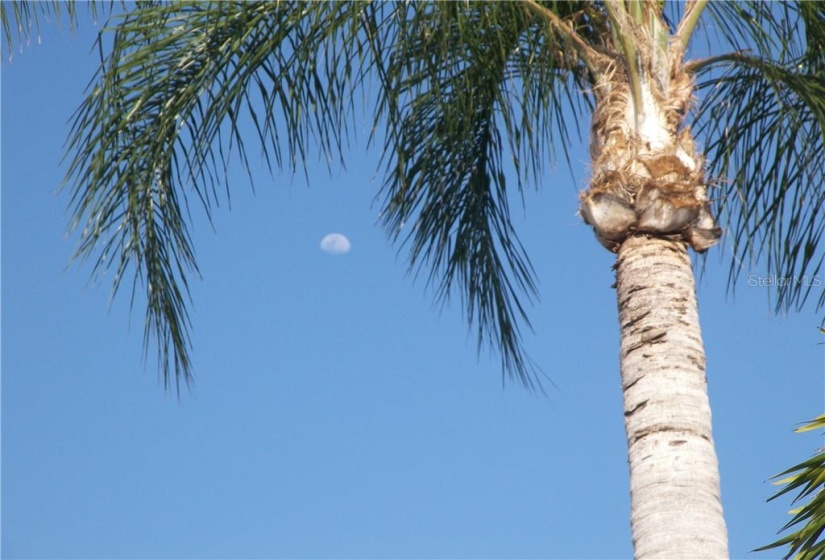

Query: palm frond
<box><xmin>371</xmin><ymin>2</ymin><xmax>592</xmax><ymax>390</ymax></box>
<box><xmin>58</xmin><ymin>0</ymin><xmax>600</xmax><ymax>393</ymax></box>
<box><xmin>63</xmin><ymin>1</ymin><xmax>371</xmax><ymax>392</ymax></box>
<box><xmin>1</xmin><ymin>0</ymin><xmax>109</xmax><ymax>56</ymax></box>
<box><xmin>694</xmin><ymin>1</ymin><xmax>825</xmax><ymax>316</ymax></box>
<box><xmin>756</xmin><ymin>414</ymin><xmax>825</xmax><ymax>560</ymax></box>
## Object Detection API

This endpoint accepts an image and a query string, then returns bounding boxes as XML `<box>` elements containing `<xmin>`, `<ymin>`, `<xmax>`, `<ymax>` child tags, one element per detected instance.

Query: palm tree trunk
<box><xmin>615</xmin><ymin>234</ymin><xmax>728</xmax><ymax>559</ymax></box>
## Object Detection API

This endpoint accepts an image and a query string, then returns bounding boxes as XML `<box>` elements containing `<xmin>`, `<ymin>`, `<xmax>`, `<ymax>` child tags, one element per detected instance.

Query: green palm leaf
<box><xmin>695</xmin><ymin>1</ymin><xmax>825</xmax><ymax>315</ymax></box>
<box><xmin>62</xmin><ymin>1</ymin><xmax>373</xmax><ymax>390</ymax></box>
<box><xmin>756</xmin><ymin>414</ymin><xmax>825</xmax><ymax>560</ymax></box>
<box><xmin>1</xmin><ymin>0</ymin><xmax>105</xmax><ymax>55</ymax></box>
<box><xmin>371</xmin><ymin>1</ymin><xmax>591</xmax><ymax>389</ymax></box>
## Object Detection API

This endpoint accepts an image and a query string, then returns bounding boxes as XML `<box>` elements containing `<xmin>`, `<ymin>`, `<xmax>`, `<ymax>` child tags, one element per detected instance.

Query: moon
<box><xmin>320</xmin><ymin>233</ymin><xmax>351</xmax><ymax>255</ymax></box>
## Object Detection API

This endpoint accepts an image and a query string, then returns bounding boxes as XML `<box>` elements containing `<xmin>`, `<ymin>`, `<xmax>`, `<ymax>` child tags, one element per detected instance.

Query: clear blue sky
<box><xmin>2</xmin><ymin>11</ymin><xmax>823</xmax><ymax>560</ymax></box>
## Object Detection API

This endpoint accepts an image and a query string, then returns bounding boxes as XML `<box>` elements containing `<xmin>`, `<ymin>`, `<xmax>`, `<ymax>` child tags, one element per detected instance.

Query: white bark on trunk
<box><xmin>616</xmin><ymin>235</ymin><xmax>728</xmax><ymax>559</ymax></box>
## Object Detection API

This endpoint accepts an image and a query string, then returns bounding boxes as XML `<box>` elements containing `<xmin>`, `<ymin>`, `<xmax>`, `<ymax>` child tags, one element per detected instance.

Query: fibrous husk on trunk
<box><xmin>579</xmin><ymin>21</ymin><xmax>722</xmax><ymax>253</ymax></box>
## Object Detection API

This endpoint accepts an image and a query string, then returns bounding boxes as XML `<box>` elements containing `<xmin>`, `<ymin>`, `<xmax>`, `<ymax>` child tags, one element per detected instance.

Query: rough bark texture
<box><xmin>616</xmin><ymin>235</ymin><xmax>728</xmax><ymax>560</ymax></box>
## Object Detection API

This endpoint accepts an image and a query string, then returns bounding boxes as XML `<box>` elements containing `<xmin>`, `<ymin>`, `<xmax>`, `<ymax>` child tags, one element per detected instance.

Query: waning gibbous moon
<box><xmin>320</xmin><ymin>233</ymin><xmax>351</xmax><ymax>255</ymax></box>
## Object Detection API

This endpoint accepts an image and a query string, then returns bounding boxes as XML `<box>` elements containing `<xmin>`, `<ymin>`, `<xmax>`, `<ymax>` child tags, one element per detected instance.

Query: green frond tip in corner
<box><xmin>756</xmin><ymin>415</ymin><xmax>825</xmax><ymax>560</ymax></box>
<box><xmin>1</xmin><ymin>0</ymin><xmax>109</xmax><ymax>56</ymax></box>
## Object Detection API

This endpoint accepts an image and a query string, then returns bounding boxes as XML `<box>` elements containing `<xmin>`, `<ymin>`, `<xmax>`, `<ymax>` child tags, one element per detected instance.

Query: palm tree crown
<box><xmin>3</xmin><ymin>1</ymin><xmax>820</xmax><ymax>391</ymax></box>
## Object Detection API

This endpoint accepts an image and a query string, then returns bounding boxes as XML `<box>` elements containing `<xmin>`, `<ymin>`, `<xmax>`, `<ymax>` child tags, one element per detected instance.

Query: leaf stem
<box><xmin>521</xmin><ymin>0</ymin><xmax>603</xmax><ymax>76</ymax></box>
<box><xmin>675</xmin><ymin>0</ymin><xmax>709</xmax><ymax>53</ymax></box>
<box><xmin>604</xmin><ymin>0</ymin><xmax>644</xmax><ymax>128</ymax></box>
<box><xmin>683</xmin><ymin>50</ymin><xmax>750</xmax><ymax>75</ymax></box>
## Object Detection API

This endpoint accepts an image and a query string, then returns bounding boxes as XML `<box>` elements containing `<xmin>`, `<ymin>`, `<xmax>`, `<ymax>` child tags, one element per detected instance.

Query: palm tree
<box><xmin>4</xmin><ymin>1</ymin><xmax>823</xmax><ymax>558</ymax></box>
